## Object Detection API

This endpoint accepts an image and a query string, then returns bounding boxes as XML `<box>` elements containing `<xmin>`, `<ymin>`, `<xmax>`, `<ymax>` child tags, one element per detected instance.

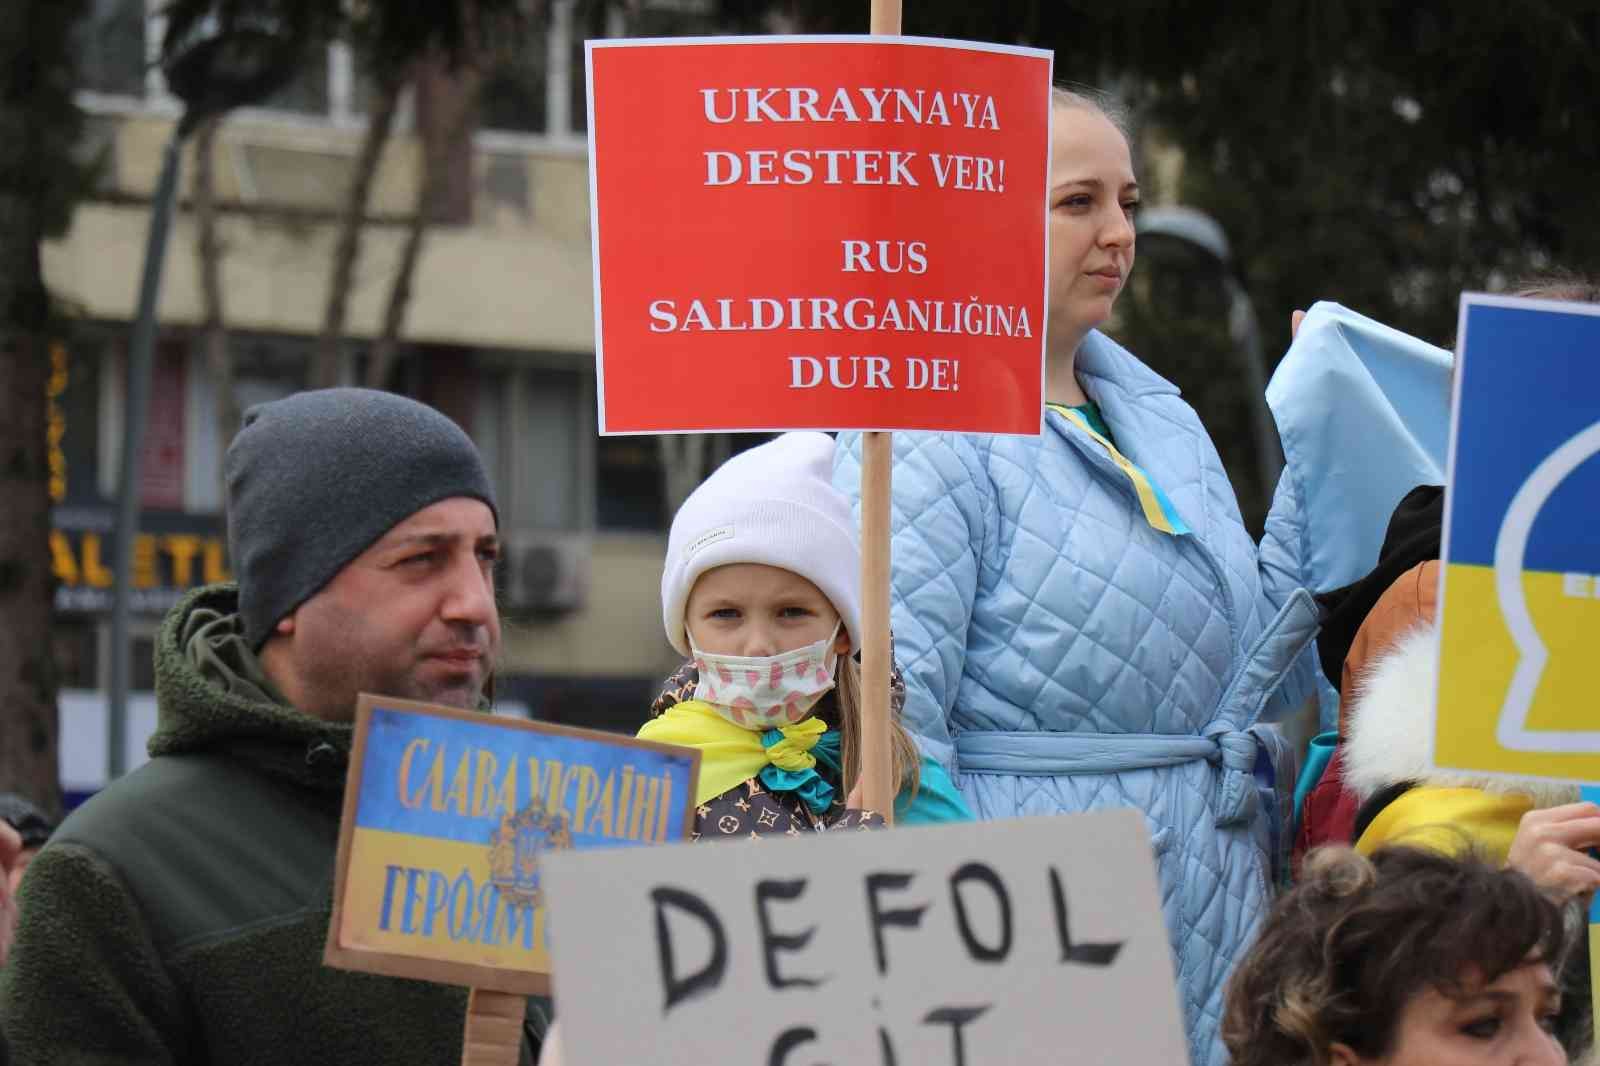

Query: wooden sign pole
<box><xmin>462</xmin><ymin>989</ymin><xmax>526</xmax><ymax>1066</ymax></box>
<box><xmin>856</xmin><ymin>0</ymin><xmax>902</xmax><ymax>826</ymax></box>
<box><xmin>859</xmin><ymin>433</ymin><xmax>895</xmax><ymax>826</ymax></box>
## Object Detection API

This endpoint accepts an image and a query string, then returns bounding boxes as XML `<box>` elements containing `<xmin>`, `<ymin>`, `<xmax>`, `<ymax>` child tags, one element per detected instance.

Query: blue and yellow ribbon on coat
<box><xmin>1049</xmin><ymin>403</ymin><xmax>1190</xmax><ymax>536</ymax></box>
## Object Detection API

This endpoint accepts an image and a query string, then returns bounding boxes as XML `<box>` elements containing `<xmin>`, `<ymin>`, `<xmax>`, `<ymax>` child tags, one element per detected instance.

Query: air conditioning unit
<box><xmin>501</xmin><ymin>532</ymin><xmax>590</xmax><ymax>615</ymax></box>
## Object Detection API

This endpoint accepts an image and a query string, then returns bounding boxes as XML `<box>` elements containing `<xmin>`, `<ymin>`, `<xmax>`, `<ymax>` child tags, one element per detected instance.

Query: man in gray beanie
<box><xmin>1</xmin><ymin>389</ymin><xmax>546</xmax><ymax>1065</ymax></box>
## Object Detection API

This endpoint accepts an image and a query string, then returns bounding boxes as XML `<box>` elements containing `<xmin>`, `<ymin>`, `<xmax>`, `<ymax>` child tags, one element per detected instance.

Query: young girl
<box><xmin>638</xmin><ymin>431</ymin><xmax>969</xmax><ymax>837</ymax></box>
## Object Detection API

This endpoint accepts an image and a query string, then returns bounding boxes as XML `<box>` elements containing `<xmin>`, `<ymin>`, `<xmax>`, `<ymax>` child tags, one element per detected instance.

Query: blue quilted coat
<box><xmin>835</xmin><ymin>331</ymin><xmax>1319</xmax><ymax>1066</ymax></box>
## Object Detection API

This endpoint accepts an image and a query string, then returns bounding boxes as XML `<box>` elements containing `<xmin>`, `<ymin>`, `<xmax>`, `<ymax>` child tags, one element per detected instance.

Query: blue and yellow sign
<box><xmin>1435</xmin><ymin>295</ymin><xmax>1600</xmax><ymax>784</ymax></box>
<box><xmin>325</xmin><ymin>695</ymin><xmax>700</xmax><ymax>994</ymax></box>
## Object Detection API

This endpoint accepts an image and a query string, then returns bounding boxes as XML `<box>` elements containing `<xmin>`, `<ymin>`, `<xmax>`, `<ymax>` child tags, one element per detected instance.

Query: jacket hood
<box><xmin>1343</xmin><ymin>622</ymin><xmax>1578</xmax><ymax>809</ymax></box>
<box><xmin>149</xmin><ymin>583</ymin><xmax>353</xmax><ymax>792</ymax></box>
<box><xmin>1314</xmin><ymin>485</ymin><xmax>1443</xmax><ymax>692</ymax></box>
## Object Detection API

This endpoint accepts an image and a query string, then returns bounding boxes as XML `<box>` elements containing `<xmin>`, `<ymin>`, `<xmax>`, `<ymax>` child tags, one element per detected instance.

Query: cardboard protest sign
<box><xmin>542</xmin><ymin>807</ymin><xmax>1186</xmax><ymax>1064</ymax></box>
<box><xmin>587</xmin><ymin>36</ymin><xmax>1052</xmax><ymax>435</ymax></box>
<box><xmin>325</xmin><ymin>695</ymin><xmax>700</xmax><ymax>995</ymax></box>
<box><xmin>1433</xmin><ymin>295</ymin><xmax>1600</xmax><ymax>784</ymax></box>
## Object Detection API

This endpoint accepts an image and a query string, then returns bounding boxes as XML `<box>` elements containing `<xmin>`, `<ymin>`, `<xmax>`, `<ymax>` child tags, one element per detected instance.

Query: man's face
<box><xmin>8</xmin><ymin>847</ymin><xmax>37</xmax><ymax>899</ymax></box>
<box><xmin>266</xmin><ymin>497</ymin><xmax>501</xmax><ymax>721</ymax></box>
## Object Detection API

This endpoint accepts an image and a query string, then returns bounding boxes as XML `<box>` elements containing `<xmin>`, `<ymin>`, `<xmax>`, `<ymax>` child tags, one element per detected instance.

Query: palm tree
<box><xmin>0</xmin><ymin>0</ymin><xmax>89</xmax><ymax>816</ymax></box>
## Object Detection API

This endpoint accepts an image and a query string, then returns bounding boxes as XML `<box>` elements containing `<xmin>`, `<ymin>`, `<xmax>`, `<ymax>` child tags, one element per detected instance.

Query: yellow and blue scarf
<box><xmin>638</xmin><ymin>700</ymin><xmax>837</xmax><ymax>814</ymax></box>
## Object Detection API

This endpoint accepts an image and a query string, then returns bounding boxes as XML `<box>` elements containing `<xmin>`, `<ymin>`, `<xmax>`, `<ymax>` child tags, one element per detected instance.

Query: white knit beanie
<box><xmin>661</xmin><ymin>431</ymin><xmax>860</xmax><ymax>657</ymax></box>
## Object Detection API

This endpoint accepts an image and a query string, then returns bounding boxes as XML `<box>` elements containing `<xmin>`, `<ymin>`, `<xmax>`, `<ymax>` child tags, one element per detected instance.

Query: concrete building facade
<box><xmin>49</xmin><ymin>0</ymin><xmax>741</xmax><ymax>801</ymax></box>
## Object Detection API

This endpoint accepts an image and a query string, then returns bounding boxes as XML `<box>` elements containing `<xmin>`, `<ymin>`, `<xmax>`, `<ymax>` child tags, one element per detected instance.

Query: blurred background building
<box><xmin>46</xmin><ymin>0</ymin><xmax>759</xmax><ymax>804</ymax></box>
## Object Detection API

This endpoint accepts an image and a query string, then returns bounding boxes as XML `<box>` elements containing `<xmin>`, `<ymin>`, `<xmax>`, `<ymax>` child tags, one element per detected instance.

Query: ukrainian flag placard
<box><xmin>1434</xmin><ymin>295</ymin><xmax>1600</xmax><ymax>785</ymax></box>
<box><xmin>325</xmin><ymin>694</ymin><xmax>700</xmax><ymax>994</ymax></box>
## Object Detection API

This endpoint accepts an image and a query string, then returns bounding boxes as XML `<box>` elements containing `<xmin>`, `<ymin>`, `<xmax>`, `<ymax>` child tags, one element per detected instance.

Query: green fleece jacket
<box><xmin>0</xmin><ymin>584</ymin><xmax>546</xmax><ymax>1065</ymax></box>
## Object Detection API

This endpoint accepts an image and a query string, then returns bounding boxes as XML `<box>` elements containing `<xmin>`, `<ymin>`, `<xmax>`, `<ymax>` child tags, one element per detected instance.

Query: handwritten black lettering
<box><xmin>948</xmin><ymin>863</ymin><xmax>1012</xmax><ymax>963</ymax></box>
<box><xmin>755</xmin><ymin>878</ymin><xmax>824</xmax><ymax>990</ymax></box>
<box><xmin>767</xmin><ymin>1026</ymin><xmax>824</xmax><ymax>1066</ymax></box>
<box><xmin>651</xmin><ymin>886</ymin><xmax>728</xmax><ymax>1014</ymax></box>
<box><xmin>865</xmin><ymin>872</ymin><xmax>929</xmax><ymax>976</ymax></box>
<box><xmin>1049</xmin><ymin>867</ymin><xmax>1124</xmax><ymax>966</ymax></box>
<box><xmin>923</xmin><ymin>1005</ymin><xmax>992</xmax><ymax>1066</ymax></box>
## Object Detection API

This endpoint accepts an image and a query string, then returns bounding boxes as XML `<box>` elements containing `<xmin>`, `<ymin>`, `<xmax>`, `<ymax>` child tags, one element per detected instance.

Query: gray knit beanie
<box><xmin>225</xmin><ymin>388</ymin><xmax>498</xmax><ymax>649</ymax></box>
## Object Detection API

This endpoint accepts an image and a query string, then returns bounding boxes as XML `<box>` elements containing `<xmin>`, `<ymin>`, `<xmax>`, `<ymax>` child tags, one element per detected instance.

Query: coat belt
<box><xmin>952</xmin><ymin>590</ymin><xmax>1320</xmax><ymax>827</ymax></box>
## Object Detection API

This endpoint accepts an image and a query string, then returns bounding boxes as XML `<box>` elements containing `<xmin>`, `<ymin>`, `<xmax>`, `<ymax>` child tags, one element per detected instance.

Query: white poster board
<box><xmin>542</xmin><ymin>808</ymin><xmax>1186</xmax><ymax>1064</ymax></box>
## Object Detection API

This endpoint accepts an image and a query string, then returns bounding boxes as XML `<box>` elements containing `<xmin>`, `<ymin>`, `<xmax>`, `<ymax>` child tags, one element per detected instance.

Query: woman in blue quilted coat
<box><xmin>834</xmin><ymin>88</ymin><xmax>1320</xmax><ymax>1066</ymax></box>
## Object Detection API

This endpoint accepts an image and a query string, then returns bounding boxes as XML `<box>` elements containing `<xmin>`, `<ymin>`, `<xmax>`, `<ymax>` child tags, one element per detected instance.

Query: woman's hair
<box><xmin>1051</xmin><ymin>83</ymin><xmax>1132</xmax><ymax>141</ymax></box>
<box><xmin>834</xmin><ymin>653</ymin><xmax>922</xmax><ymax>802</ymax></box>
<box><xmin>1441</xmin><ymin>267</ymin><xmax>1598</xmax><ymax>367</ymax></box>
<box><xmin>1222</xmin><ymin>845</ymin><xmax>1569</xmax><ymax>1066</ymax></box>
<box><xmin>1511</xmin><ymin>270</ymin><xmax>1600</xmax><ymax>304</ymax></box>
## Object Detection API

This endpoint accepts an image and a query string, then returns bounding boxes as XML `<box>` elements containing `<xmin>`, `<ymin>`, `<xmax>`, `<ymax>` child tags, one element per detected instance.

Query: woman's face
<box><xmin>684</xmin><ymin>563</ymin><xmax>849</xmax><ymax>659</ymax></box>
<box><xmin>1333</xmin><ymin>961</ymin><xmax>1565</xmax><ymax>1066</ymax></box>
<box><xmin>1047</xmin><ymin>106</ymin><xmax>1139</xmax><ymax>351</ymax></box>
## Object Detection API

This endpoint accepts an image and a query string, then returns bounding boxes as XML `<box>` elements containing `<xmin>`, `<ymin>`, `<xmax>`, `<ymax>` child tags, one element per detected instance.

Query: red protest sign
<box><xmin>587</xmin><ymin>37</ymin><xmax>1052</xmax><ymax>436</ymax></box>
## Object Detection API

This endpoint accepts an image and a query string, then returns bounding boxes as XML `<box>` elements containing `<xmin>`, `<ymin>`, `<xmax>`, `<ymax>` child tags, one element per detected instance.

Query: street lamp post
<box><xmin>106</xmin><ymin>8</ymin><xmax>297</xmax><ymax>780</ymax></box>
<box><xmin>1134</xmin><ymin>206</ymin><xmax>1284</xmax><ymax>498</ymax></box>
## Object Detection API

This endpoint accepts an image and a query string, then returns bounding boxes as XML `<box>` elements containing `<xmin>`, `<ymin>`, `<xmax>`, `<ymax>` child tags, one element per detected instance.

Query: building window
<box><xmin>76</xmin><ymin>1</ymin><xmax>371</xmax><ymax>126</ymax></box>
<box><xmin>232</xmin><ymin>340</ymin><xmax>311</xmax><ymax>411</ymax></box>
<box><xmin>258</xmin><ymin>47</ymin><xmax>332</xmax><ymax>117</ymax></box>
<box><xmin>514</xmin><ymin>367</ymin><xmax>584</xmax><ymax>529</ymax></box>
<box><xmin>473</xmin><ymin>361</ymin><xmax>591</xmax><ymax>532</ymax></box>
<box><xmin>73</xmin><ymin>0</ymin><xmax>147</xmax><ymax>98</ymax></box>
<box><xmin>76</xmin><ymin>0</ymin><xmax>730</xmax><ymax>135</ymax></box>
<box><xmin>141</xmin><ymin>343</ymin><xmax>190</xmax><ymax>512</ymax></box>
<box><xmin>479</xmin><ymin>0</ymin><xmax>725</xmax><ymax>141</ymax></box>
<box><xmin>480</xmin><ymin>15</ymin><xmax>550</xmax><ymax>134</ymax></box>
<box><xmin>184</xmin><ymin>338</ymin><xmax>310</xmax><ymax>515</ymax></box>
<box><xmin>54</xmin><ymin>336</ymin><xmax>104</xmax><ymax>507</ymax></box>
<box><xmin>596</xmin><ymin>437</ymin><xmax>664</xmax><ymax>531</ymax></box>
<box><xmin>256</xmin><ymin>40</ymin><xmax>373</xmax><ymax>124</ymax></box>
<box><xmin>568</xmin><ymin>0</ymin><xmax>603</xmax><ymax>133</ymax></box>
<box><xmin>52</xmin><ymin>621</ymin><xmax>99</xmax><ymax>690</ymax></box>
<box><xmin>596</xmin><ymin>431</ymin><xmax>771</xmax><ymax>532</ymax></box>
<box><xmin>132</xmin><ymin>635</ymin><xmax>156</xmax><ymax>692</ymax></box>
<box><xmin>627</xmin><ymin>0</ymin><xmax>720</xmax><ymax>37</ymax></box>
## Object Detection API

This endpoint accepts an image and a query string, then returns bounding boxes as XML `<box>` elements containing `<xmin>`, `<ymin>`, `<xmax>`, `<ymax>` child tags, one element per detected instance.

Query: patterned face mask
<box><xmin>687</xmin><ymin>622</ymin><xmax>842</xmax><ymax>730</ymax></box>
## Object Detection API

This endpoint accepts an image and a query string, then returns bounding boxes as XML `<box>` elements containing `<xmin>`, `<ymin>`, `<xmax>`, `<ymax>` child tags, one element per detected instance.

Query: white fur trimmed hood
<box><xmin>1342</xmin><ymin>622</ymin><xmax>1580</xmax><ymax>808</ymax></box>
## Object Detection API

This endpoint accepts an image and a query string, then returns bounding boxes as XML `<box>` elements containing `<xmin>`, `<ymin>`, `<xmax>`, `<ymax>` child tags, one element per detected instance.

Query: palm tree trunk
<box><xmin>0</xmin><ymin>0</ymin><xmax>66</xmax><ymax>815</ymax></box>
<box><xmin>366</xmin><ymin>60</ymin><xmax>482</xmax><ymax>390</ymax></box>
<box><xmin>313</xmin><ymin>70</ymin><xmax>404</xmax><ymax>390</ymax></box>
<box><xmin>0</xmin><ymin>219</ymin><xmax>61</xmax><ymax>817</ymax></box>
<box><xmin>361</xmin><ymin>174</ymin><xmax>425</xmax><ymax>391</ymax></box>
